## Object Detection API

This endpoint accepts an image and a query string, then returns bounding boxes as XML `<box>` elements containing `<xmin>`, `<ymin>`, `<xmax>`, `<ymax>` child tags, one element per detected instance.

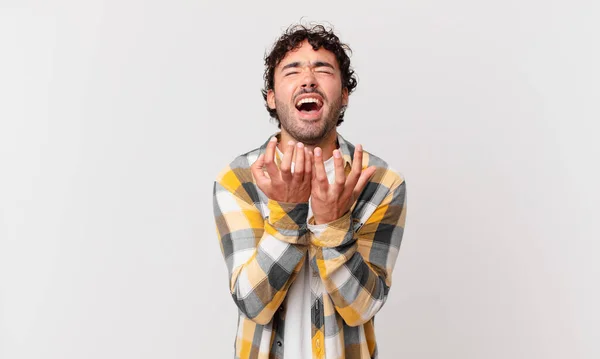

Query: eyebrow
<box><xmin>281</xmin><ymin>61</ymin><xmax>335</xmax><ymax>71</ymax></box>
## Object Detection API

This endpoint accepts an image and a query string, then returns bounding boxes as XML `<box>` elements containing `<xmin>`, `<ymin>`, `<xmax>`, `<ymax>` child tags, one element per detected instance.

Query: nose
<box><xmin>300</xmin><ymin>71</ymin><xmax>317</xmax><ymax>89</ymax></box>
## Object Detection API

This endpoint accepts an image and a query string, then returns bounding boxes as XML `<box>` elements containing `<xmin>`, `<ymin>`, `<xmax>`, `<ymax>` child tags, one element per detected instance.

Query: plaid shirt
<box><xmin>213</xmin><ymin>133</ymin><xmax>407</xmax><ymax>359</ymax></box>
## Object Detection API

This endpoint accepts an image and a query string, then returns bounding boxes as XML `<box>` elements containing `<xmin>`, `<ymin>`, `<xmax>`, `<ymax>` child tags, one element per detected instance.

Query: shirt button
<box><xmin>277</xmin><ymin>341</ymin><xmax>282</xmax><ymax>347</ymax></box>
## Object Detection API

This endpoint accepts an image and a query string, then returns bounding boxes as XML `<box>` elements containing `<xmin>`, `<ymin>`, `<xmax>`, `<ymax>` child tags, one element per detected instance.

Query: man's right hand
<box><xmin>251</xmin><ymin>137</ymin><xmax>312</xmax><ymax>203</ymax></box>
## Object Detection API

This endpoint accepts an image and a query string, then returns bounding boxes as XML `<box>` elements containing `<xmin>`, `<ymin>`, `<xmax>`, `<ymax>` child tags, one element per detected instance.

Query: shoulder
<box><xmin>215</xmin><ymin>144</ymin><xmax>263</xmax><ymax>186</ymax></box>
<box><xmin>338</xmin><ymin>132</ymin><xmax>406</xmax><ymax>190</ymax></box>
<box><xmin>214</xmin><ymin>144</ymin><xmax>266</xmax><ymax>205</ymax></box>
<box><xmin>362</xmin><ymin>149</ymin><xmax>406</xmax><ymax>192</ymax></box>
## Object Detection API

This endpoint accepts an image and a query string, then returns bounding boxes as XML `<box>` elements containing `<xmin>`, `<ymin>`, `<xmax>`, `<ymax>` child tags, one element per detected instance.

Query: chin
<box><xmin>280</xmin><ymin>112</ymin><xmax>336</xmax><ymax>142</ymax></box>
<box><xmin>295</xmin><ymin>128</ymin><xmax>331</xmax><ymax>144</ymax></box>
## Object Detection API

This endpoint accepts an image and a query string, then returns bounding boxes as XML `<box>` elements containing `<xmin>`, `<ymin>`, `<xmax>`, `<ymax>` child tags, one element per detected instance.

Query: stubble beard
<box><xmin>275</xmin><ymin>95</ymin><xmax>343</xmax><ymax>145</ymax></box>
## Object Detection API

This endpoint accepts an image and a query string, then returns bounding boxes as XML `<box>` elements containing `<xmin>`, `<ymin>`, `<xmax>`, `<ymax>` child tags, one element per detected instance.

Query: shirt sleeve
<box><xmin>213</xmin><ymin>178</ymin><xmax>309</xmax><ymax>325</ymax></box>
<box><xmin>307</xmin><ymin>175</ymin><xmax>407</xmax><ymax>326</ymax></box>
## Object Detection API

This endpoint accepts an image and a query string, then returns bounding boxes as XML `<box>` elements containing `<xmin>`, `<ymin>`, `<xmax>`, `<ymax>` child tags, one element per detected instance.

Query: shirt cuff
<box><xmin>307</xmin><ymin>211</ymin><xmax>356</xmax><ymax>247</ymax></box>
<box><xmin>264</xmin><ymin>199</ymin><xmax>309</xmax><ymax>244</ymax></box>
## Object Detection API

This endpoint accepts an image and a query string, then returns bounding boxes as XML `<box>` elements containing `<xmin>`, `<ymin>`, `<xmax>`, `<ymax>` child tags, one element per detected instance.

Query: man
<box><xmin>213</xmin><ymin>23</ymin><xmax>407</xmax><ymax>359</ymax></box>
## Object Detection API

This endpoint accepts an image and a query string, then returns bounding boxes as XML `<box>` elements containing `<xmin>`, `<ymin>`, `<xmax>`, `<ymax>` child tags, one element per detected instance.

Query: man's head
<box><xmin>262</xmin><ymin>24</ymin><xmax>358</xmax><ymax>145</ymax></box>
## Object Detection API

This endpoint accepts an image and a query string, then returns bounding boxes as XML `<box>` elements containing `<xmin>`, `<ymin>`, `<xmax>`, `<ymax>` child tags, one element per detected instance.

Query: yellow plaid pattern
<box><xmin>213</xmin><ymin>133</ymin><xmax>407</xmax><ymax>359</ymax></box>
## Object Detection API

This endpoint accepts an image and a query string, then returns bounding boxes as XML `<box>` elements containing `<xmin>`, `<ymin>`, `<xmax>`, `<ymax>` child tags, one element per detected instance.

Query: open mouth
<box><xmin>295</xmin><ymin>96</ymin><xmax>323</xmax><ymax>115</ymax></box>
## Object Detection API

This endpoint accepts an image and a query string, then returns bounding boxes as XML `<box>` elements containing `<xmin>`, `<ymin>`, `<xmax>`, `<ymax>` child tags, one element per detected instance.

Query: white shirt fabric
<box><xmin>276</xmin><ymin>147</ymin><xmax>336</xmax><ymax>359</ymax></box>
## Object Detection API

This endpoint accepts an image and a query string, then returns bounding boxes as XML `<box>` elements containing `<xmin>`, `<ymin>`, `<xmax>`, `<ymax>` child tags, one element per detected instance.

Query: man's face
<box><xmin>267</xmin><ymin>40</ymin><xmax>348</xmax><ymax>145</ymax></box>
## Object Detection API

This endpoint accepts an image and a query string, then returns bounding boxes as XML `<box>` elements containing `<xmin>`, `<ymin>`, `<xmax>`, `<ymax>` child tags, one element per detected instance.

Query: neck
<box><xmin>278</xmin><ymin>129</ymin><xmax>338</xmax><ymax>160</ymax></box>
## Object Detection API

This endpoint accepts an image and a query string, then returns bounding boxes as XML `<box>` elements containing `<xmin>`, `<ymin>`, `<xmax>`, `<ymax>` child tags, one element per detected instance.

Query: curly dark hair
<box><xmin>261</xmin><ymin>23</ymin><xmax>358</xmax><ymax>128</ymax></box>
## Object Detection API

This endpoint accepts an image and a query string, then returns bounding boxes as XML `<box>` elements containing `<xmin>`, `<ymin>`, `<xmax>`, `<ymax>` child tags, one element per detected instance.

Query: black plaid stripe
<box><xmin>269</xmin><ymin>202</ymin><xmax>309</xmax><ymax>229</ymax></box>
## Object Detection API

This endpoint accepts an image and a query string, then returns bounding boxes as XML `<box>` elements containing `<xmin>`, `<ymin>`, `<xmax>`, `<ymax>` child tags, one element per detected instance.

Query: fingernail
<box><xmin>288</xmin><ymin>140</ymin><xmax>295</xmax><ymax>146</ymax></box>
<box><xmin>297</xmin><ymin>142</ymin><xmax>304</xmax><ymax>148</ymax></box>
<box><xmin>315</xmin><ymin>148</ymin><xmax>322</xmax><ymax>156</ymax></box>
<box><xmin>356</xmin><ymin>144</ymin><xmax>363</xmax><ymax>151</ymax></box>
<box><xmin>333</xmin><ymin>150</ymin><xmax>341</xmax><ymax>158</ymax></box>
<box><xmin>270</xmin><ymin>137</ymin><xmax>277</xmax><ymax>142</ymax></box>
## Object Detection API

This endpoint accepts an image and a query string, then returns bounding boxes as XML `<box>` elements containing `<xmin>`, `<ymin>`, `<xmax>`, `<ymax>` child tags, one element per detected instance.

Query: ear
<box><xmin>342</xmin><ymin>87</ymin><xmax>349</xmax><ymax>106</ymax></box>
<box><xmin>267</xmin><ymin>89</ymin><xmax>276</xmax><ymax>110</ymax></box>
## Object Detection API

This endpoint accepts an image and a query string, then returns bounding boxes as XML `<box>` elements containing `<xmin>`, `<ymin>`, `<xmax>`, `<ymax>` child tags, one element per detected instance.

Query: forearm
<box><xmin>308</xmin><ymin>179</ymin><xmax>406</xmax><ymax>326</ymax></box>
<box><xmin>230</xmin><ymin>232</ymin><xmax>307</xmax><ymax>324</ymax></box>
<box><xmin>308</xmin><ymin>212</ymin><xmax>389</xmax><ymax>326</ymax></box>
<box><xmin>214</xmin><ymin>181</ymin><xmax>309</xmax><ymax>324</ymax></box>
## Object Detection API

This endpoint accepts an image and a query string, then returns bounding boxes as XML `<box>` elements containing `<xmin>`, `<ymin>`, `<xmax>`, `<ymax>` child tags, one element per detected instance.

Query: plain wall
<box><xmin>1</xmin><ymin>1</ymin><xmax>598</xmax><ymax>358</ymax></box>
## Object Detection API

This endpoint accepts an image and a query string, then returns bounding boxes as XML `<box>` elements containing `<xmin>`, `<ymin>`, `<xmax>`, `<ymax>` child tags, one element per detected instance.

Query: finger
<box><xmin>250</xmin><ymin>153</ymin><xmax>270</xmax><ymax>186</ymax></box>
<box><xmin>264</xmin><ymin>137</ymin><xmax>280</xmax><ymax>181</ymax></box>
<box><xmin>345</xmin><ymin>144</ymin><xmax>364</xmax><ymax>188</ymax></box>
<box><xmin>312</xmin><ymin>147</ymin><xmax>329</xmax><ymax>193</ymax></box>
<box><xmin>292</xmin><ymin>142</ymin><xmax>305</xmax><ymax>184</ymax></box>
<box><xmin>280</xmin><ymin>140</ymin><xmax>295</xmax><ymax>182</ymax></box>
<box><xmin>352</xmin><ymin>166</ymin><xmax>377</xmax><ymax>200</ymax></box>
<box><xmin>332</xmin><ymin>149</ymin><xmax>346</xmax><ymax>193</ymax></box>
<box><xmin>304</xmin><ymin>147</ymin><xmax>313</xmax><ymax>183</ymax></box>
<box><xmin>308</xmin><ymin>150</ymin><xmax>315</xmax><ymax>181</ymax></box>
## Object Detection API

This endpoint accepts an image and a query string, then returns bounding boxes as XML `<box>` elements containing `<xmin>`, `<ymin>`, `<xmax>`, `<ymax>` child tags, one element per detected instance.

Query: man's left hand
<box><xmin>310</xmin><ymin>144</ymin><xmax>377</xmax><ymax>225</ymax></box>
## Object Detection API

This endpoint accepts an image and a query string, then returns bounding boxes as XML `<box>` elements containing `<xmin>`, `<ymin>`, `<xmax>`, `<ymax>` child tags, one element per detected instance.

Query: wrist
<box><xmin>308</xmin><ymin>211</ymin><xmax>355</xmax><ymax>248</ymax></box>
<box><xmin>313</xmin><ymin>213</ymin><xmax>340</xmax><ymax>225</ymax></box>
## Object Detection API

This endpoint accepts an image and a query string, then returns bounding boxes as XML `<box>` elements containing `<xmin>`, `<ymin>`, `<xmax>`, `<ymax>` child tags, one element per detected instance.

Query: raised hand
<box><xmin>251</xmin><ymin>137</ymin><xmax>313</xmax><ymax>203</ymax></box>
<box><xmin>310</xmin><ymin>144</ymin><xmax>377</xmax><ymax>224</ymax></box>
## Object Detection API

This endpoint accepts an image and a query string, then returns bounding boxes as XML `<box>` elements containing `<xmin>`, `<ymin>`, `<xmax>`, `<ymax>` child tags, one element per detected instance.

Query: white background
<box><xmin>1</xmin><ymin>1</ymin><xmax>598</xmax><ymax>358</ymax></box>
